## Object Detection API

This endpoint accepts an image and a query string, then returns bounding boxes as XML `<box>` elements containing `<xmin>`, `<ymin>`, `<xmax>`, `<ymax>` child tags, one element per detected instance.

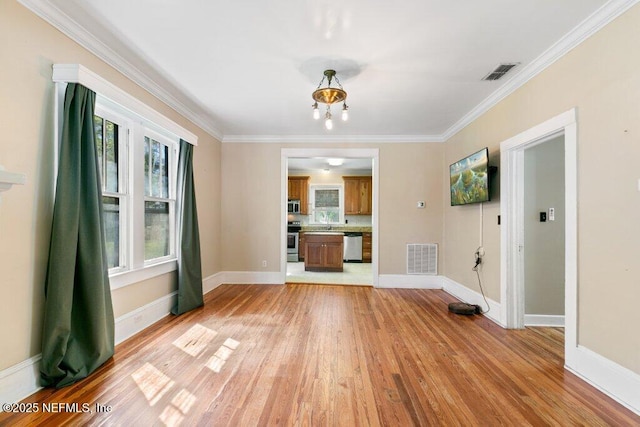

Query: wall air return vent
<box><xmin>407</xmin><ymin>244</ymin><xmax>438</xmax><ymax>275</ymax></box>
<box><xmin>482</xmin><ymin>63</ymin><xmax>519</xmax><ymax>81</ymax></box>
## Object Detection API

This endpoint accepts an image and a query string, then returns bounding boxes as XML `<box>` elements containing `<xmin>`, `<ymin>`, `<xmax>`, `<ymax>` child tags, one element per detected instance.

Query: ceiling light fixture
<box><xmin>312</xmin><ymin>69</ymin><xmax>348</xmax><ymax>130</ymax></box>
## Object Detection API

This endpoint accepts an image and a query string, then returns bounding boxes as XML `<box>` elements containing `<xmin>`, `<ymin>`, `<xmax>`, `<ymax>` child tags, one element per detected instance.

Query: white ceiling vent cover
<box><xmin>407</xmin><ymin>244</ymin><xmax>438</xmax><ymax>275</ymax></box>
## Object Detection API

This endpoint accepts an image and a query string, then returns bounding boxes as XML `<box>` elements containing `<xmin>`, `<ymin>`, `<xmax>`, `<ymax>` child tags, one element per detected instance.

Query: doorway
<box><xmin>500</xmin><ymin>108</ymin><xmax>578</xmax><ymax>366</ymax></box>
<box><xmin>280</xmin><ymin>148</ymin><xmax>380</xmax><ymax>287</ymax></box>
<box><xmin>523</xmin><ymin>136</ymin><xmax>565</xmax><ymax>326</ymax></box>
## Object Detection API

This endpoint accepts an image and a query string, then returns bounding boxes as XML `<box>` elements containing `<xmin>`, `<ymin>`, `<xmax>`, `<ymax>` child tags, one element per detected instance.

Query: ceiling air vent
<box><xmin>407</xmin><ymin>244</ymin><xmax>438</xmax><ymax>275</ymax></box>
<box><xmin>482</xmin><ymin>63</ymin><xmax>519</xmax><ymax>81</ymax></box>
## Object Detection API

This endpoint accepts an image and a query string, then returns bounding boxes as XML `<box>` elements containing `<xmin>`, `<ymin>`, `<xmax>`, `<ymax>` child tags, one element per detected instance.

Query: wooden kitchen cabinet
<box><xmin>343</xmin><ymin>176</ymin><xmax>372</xmax><ymax>215</ymax></box>
<box><xmin>288</xmin><ymin>176</ymin><xmax>309</xmax><ymax>214</ymax></box>
<box><xmin>304</xmin><ymin>233</ymin><xmax>344</xmax><ymax>272</ymax></box>
<box><xmin>362</xmin><ymin>232</ymin><xmax>372</xmax><ymax>263</ymax></box>
<box><xmin>298</xmin><ymin>232</ymin><xmax>305</xmax><ymax>261</ymax></box>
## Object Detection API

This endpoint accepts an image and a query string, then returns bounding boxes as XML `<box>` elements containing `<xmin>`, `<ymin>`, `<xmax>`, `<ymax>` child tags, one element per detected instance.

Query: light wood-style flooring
<box><xmin>2</xmin><ymin>284</ymin><xmax>638</xmax><ymax>426</ymax></box>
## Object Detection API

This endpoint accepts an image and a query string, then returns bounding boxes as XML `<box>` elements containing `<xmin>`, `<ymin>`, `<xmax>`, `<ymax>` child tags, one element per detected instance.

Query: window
<box><xmin>310</xmin><ymin>185</ymin><xmax>344</xmax><ymax>224</ymax></box>
<box><xmin>94</xmin><ymin>109</ymin><xmax>128</xmax><ymax>271</ymax></box>
<box><xmin>93</xmin><ymin>99</ymin><xmax>178</xmax><ymax>286</ymax></box>
<box><xmin>53</xmin><ymin>64</ymin><xmax>198</xmax><ymax>289</ymax></box>
<box><xmin>144</xmin><ymin>134</ymin><xmax>176</xmax><ymax>261</ymax></box>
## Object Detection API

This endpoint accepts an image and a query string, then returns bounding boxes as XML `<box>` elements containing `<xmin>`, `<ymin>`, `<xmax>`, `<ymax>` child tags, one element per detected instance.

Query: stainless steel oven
<box><xmin>287</xmin><ymin>221</ymin><xmax>301</xmax><ymax>262</ymax></box>
<box><xmin>287</xmin><ymin>232</ymin><xmax>299</xmax><ymax>262</ymax></box>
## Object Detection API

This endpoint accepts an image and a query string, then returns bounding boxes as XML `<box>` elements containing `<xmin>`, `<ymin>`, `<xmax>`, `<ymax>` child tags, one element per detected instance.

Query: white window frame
<box><xmin>141</xmin><ymin>128</ymin><xmax>178</xmax><ymax>266</ymax></box>
<box><xmin>93</xmin><ymin>103</ymin><xmax>131</xmax><ymax>274</ymax></box>
<box><xmin>53</xmin><ymin>64</ymin><xmax>198</xmax><ymax>290</ymax></box>
<box><xmin>309</xmin><ymin>184</ymin><xmax>344</xmax><ymax>225</ymax></box>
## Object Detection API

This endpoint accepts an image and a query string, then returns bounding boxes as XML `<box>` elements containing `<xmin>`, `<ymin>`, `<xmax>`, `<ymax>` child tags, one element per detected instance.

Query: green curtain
<box><xmin>40</xmin><ymin>83</ymin><xmax>115</xmax><ymax>388</ymax></box>
<box><xmin>172</xmin><ymin>139</ymin><xmax>204</xmax><ymax>315</ymax></box>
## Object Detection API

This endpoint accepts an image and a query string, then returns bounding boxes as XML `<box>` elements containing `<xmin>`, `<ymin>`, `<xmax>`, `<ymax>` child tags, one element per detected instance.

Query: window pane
<box><xmin>105</xmin><ymin>120</ymin><xmax>119</xmax><ymax>192</ymax></box>
<box><xmin>145</xmin><ymin>201</ymin><xmax>170</xmax><ymax>260</ymax></box>
<box><xmin>94</xmin><ymin>116</ymin><xmax>104</xmax><ymax>182</ymax></box>
<box><xmin>314</xmin><ymin>208</ymin><xmax>339</xmax><ymax>224</ymax></box>
<box><xmin>103</xmin><ymin>196</ymin><xmax>120</xmax><ymax>268</ymax></box>
<box><xmin>144</xmin><ymin>136</ymin><xmax>150</xmax><ymax>196</ymax></box>
<box><xmin>145</xmin><ymin>137</ymin><xmax>169</xmax><ymax>198</ymax></box>
<box><xmin>315</xmin><ymin>189</ymin><xmax>339</xmax><ymax>208</ymax></box>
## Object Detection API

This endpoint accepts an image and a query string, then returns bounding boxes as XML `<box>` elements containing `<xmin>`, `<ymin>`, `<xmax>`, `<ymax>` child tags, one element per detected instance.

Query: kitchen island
<box><xmin>304</xmin><ymin>232</ymin><xmax>344</xmax><ymax>272</ymax></box>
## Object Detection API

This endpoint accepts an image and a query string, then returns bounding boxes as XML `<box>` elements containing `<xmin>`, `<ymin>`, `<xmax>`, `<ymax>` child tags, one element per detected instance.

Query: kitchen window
<box><xmin>310</xmin><ymin>185</ymin><xmax>344</xmax><ymax>224</ymax></box>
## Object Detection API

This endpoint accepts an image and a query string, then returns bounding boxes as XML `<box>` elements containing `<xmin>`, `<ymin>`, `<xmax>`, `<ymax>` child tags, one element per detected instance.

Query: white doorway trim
<box><xmin>280</xmin><ymin>148</ymin><xmax>380</xmax><ymax>287</ymax></box>
<box><xmin>499</xmin><ymin>108</ymin><xmax>577</xmax><ymax>362</ymax></box>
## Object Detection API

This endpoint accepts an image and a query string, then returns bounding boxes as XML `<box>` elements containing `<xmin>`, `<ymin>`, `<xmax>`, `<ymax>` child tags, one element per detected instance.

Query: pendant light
<box><xmin>311</xmin><ymin>69</ymin><xmax>349</xmax><ymax>130</ymax></box>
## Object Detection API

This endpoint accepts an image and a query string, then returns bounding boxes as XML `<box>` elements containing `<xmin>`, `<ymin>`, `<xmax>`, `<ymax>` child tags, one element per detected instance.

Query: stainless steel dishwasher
<box><xmin>343</xmin><ymin>232</ymin><xmax>363</xmax><ymax>262</ymax></box>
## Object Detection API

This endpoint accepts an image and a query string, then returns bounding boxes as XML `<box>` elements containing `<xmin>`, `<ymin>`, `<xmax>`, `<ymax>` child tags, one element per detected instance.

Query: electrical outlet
<box><xmin>261</xmin><ymin>260</ymin><xmax>267</xmax><ymax>268</ymax></box>
<box><xmin>417</xmin><ymin>201</ymin><xmax>425</xmax><ymax>208</ymax></box>
<box><xmin>477</xmin><ymin>246</ymin><xmax>485</xmax><ymax>257</ymax></box>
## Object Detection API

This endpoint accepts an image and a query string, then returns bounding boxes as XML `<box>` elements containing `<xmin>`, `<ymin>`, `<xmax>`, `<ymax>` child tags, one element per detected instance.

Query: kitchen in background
<box><xmin>287</xmin><ymin>157</ymin><xmax>373</xmax><ymax>285</ymax></box>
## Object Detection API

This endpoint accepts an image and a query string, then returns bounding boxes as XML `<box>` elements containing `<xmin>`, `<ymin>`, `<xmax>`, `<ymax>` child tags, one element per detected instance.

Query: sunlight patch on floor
<box><xmin>172</xmin><ymin>323</ymin><xmax>218</xmax><ymax>357</ymax></box>
<box><xmin>206</xmin><ymin>338</ymin><xmax>241</xmax><ymax>373</ymax></box>
<box><xmin>131</xmin><ymin>363</ymin><xmax>175</xmax><ymax>406</ymax></box>
<box><xmin>159</xmin><ymin>389</ymin><xmax>198</xmax><ymax>427</ymax></box>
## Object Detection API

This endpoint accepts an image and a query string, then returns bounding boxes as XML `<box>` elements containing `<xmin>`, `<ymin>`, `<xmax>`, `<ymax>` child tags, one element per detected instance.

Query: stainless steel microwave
<box><xmin>288</xmin><ymin>199</ymin><xmax>300</xmax><ymax>214</ymax></box>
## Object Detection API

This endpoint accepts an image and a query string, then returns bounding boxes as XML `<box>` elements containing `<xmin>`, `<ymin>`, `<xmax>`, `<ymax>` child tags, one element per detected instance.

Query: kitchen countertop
<box><xmin>304</xmin><ymin>231</ymin><xmax>345</xmax><ymax>236</ymax></box>
<box><xmin>301</xmin><ymin>226</ymin><xmax>372</xmax><ymax>233</ymax></box>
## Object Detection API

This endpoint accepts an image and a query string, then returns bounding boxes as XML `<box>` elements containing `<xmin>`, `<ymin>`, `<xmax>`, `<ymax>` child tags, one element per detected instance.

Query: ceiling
<box><xmin>26</xmin><ymin>0</ymin><xmax>621</xmax><ymax>142</ymax></box>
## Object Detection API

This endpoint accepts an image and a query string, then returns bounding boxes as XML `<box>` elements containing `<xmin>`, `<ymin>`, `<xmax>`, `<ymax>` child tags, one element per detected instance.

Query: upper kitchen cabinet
<box><xmin>288</xmin><ymin>176</ymin><xmax>309</xmax><ymax>215</ymax></box>
<box><xmin>343</xmin><ymin>176</ymin><xmax>372</xmax><ymax>215</ymax></box>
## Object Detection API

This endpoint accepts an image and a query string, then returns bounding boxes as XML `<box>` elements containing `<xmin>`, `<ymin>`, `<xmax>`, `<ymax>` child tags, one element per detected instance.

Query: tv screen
<box><xmin>450</xmin><ymin>147</ymin><xmax>490</xmax><ymax>206</ymax></box>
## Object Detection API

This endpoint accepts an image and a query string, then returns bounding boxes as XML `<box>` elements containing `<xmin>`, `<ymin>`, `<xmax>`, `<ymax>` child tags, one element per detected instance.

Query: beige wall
<box><xmin>444</xmin><ymin>5</ymin><xmax>640</xmax><ymax>373</ymax></box>
<box><xmin>0</xmin><ymin>1</ymin><xmax>221</xmax><ymax>370</ymax></box>
<box><xmin>221</xmin><ymin>142</ymin><xmax>444</xmax><ymax>274</ymax></box>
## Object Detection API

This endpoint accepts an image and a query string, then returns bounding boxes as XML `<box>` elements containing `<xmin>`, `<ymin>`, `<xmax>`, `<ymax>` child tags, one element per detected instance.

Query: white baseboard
<box><xmin>218</xmin><ymin>271</ymin><xmax>284</xmax><ymax>285</ymax></box>
<box><xmin>377</xmin><ymin>274</ymin><xmax>443</xmax><ymax>289</ymax></box>
<box><xmin>203</xmin><ymin>272</ymin><xmax>225</xmax><ymax>294</ymax></box>
<box><xmin>116</xmin><ymin>272</ymin><xmax>227</xmax><ymax>343</ymax></box>
<box><xmin>524</xmin><ymin>314</ymin><xmax>565</xmax><ymax>327</ymax></box>
<box><xmin>0</xmin><ymin>355</ymin><xmax>42</xmax><ymax>408</ymax></box>
<box><xmin>566</xmin><ymin>345</ymin><xmax>640</xmax><ymax>415</ymax></box>
<box><xmin>114</xmin><ymin>291</ymin><xmax>177</xmax><ymax>345</ymax></box>
<box><xmin>441</xmin><ymin>276</ymin><xmax>503</xmax><ymax>326</ymax></box>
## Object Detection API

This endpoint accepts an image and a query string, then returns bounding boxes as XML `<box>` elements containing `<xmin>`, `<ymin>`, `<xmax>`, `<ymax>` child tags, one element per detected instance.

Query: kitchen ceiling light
<box><xmin>312</xmin><ymin>69</ymin><xmax>348</xmax><ymax>129</ymax></box>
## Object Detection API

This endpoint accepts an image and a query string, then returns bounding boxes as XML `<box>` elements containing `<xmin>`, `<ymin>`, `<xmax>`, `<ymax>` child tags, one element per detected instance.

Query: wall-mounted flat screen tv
<box><xmin>450</xmin><ymin>147</ymin><xmax>490</xmax><ymax>206</ymax></box>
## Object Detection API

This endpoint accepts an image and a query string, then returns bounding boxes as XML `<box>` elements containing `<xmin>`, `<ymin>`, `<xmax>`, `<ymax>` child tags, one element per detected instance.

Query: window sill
<box><xmin>109</xmin><ymin>259</ymin><xmax>178</xmax><ymax>290</ymax></box>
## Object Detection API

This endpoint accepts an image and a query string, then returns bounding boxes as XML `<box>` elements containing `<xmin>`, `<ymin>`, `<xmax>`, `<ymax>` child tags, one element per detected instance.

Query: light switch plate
<box><xmin>417</xmin><ymin>201</ymin><xmax>425</xmax><ymax>208</ymax></box>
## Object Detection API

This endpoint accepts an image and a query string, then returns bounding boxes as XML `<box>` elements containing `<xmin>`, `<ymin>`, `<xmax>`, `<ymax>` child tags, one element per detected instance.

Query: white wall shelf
<box><xmin>0</xmin><ymin>166</ymin><xmax>26</xmax><ymax>193</ymax></box>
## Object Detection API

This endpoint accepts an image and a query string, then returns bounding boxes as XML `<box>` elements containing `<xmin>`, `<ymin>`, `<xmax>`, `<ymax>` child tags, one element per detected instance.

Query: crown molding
<box><xmin>17</xmin><ymin>0</ymin><xmax>224</xmax><ymax>141</ymax></box>
<box><xmin>441</xmin><ymin>0</ymin><xmax>640</xmax><ymax>141</ymax></box>
<box><xmin>221</xmin><ymin>134</ymin><xmax>444</xmax><ymax>144</ymax></box>
<box><xmin>18</xmin><ymin>0</ymin><xmax>639</xmax><ymax>144</ymax></box>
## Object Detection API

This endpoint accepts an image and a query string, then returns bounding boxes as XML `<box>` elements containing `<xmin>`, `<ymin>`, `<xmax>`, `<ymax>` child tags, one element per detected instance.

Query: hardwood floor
<box><xmin>2</xmin><ymin>284</ymin><xmax>638</xmax><ymax>426</ymax></box>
